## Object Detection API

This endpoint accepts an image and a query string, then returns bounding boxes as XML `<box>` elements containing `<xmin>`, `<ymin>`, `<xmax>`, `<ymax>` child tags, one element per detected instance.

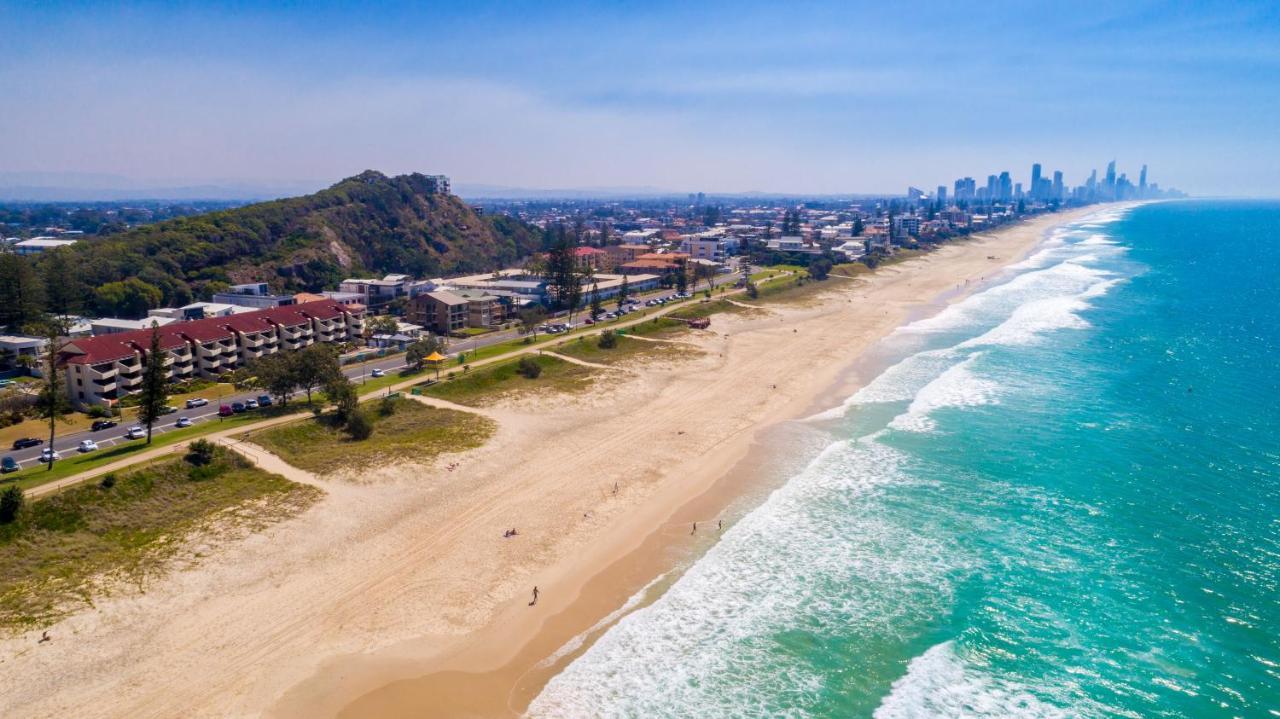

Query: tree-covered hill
<box><xmin>4</xmin><ymin>171</ymin><xmax>545</xmax><ymax>320</ymax></box>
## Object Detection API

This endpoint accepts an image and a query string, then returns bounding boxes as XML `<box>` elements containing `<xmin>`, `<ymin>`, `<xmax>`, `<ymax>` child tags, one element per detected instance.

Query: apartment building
<box><xmin>59</xmin><ymin>300</ymin><xmax>365</xmax><ymax>408</ymax></box>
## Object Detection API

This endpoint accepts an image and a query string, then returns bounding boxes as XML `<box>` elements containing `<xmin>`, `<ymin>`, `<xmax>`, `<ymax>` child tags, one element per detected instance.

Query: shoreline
<box><xmin>0</xmin><ymin>205</ymin><xmax>1121</xmax><ymax>719</ymax></box>
<box><xmin>304</xmin><ymin>206</ymin><xmax>1117</xmax><ymax>718</ymax></box>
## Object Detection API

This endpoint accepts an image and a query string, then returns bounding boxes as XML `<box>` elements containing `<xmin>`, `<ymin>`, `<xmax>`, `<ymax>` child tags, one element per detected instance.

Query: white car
<box><xmin>40</xmin><ymin>448</ymin><xmax>62</xmax><ymax>462</ymax></box>
<box><xmin>175</xmin><ymin>416</ymin><xmax>193</xmax><ymax>428</ymax></box>
<box><xmin>245</xmin><ymin>399</ymin><xmax>259</xmax><ymax>410</ymax></box>
<box><xmin>371</xmin><ymin>368</ymin><xmax>385</xmax><ymax>378</ymax></box>
<box><xmin>78</xmin><ymin>439</ymin><xmax>98</xmax><ymax>453</ymax></box>
<box><xmin>125</xmin><ymin>426</ymin><xmax>145</xmax><ymax>440</ymax></box>
<box><xmin>185</xmin><ymin>397</ymin><xmax>209</xmax><ymax>409</ymax></box>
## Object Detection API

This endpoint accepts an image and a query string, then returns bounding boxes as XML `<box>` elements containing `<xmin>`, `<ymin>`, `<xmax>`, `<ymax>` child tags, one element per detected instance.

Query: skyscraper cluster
<box><xmin>932</xmin><ymin>161</ymin><xmax>1181</xmax><ymax>206</ymax></box>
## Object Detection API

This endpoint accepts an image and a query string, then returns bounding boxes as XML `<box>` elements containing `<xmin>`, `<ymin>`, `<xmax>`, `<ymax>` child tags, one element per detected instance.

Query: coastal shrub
<box><xmin>99</xmin><ymin>473</ymin><xmax>117</xmax><ymax>489</ymax></box>
<box><xmin>185</xmin><ymin>439</ymin><xmax>217</xmax><ymax>467</ymax></box>
<box><xmin>0</xmin><ymin>486</ymin><xmax>24</xmax><ymax>524</ymax></box>
<box><xmin>345</xmin><ymin>410</ymin><xmax>374</xmax><ymax>440</ymax></box>
<box><xmin>517</xmin><ymin>355</ymin><xmax>542</xmax><ymax>379</ymax></box>
<box><xmin>87</xmin><ymin>405</ymin><xmax>111</xmax><ymax>419</ymax></box>
<box><xmin>598</xmin><ymin>330</ymin><xmax>618</xmax><ymax>349</ymax></box>
<box><xmin>379</xmin><ymin>396</ymin><xmax>397</xmax><ymax>417</ymax></box>
<box><xmin>745</xmin><ymin>282</ymin><xmax>759</xmax><ymax>299</ymax></box>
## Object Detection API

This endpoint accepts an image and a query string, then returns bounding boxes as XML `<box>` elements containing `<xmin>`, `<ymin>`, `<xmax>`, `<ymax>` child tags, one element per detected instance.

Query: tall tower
<box><xmin>1139</xmin><ymin>165</ymin><xmax>1148</xmax><ymax>197</ymax></box>
<box><xmin>1031</xmin><ymin>163</ymin><xmax>1043</xmax><ymax>200</ymax></box>
<box><xmin>1052</xmin><ymin>170</ymin><xmax>1064</xmax><ymax>201</ymax></box>
<box><xmin>1105</xmin><ymin>160</ymin><xmax>1117</xmax><ymax>199</ymax></box>
<box><xmin>998</xmin><ymin>171</ymin><xmax>1012</xmax><ymax>202</ymax></box>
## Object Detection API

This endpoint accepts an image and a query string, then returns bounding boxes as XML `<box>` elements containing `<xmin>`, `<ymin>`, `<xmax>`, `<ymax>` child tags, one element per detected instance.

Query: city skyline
<box><xmin>2</xmin><ymin>2</ymin><xmax>1278</xmax><ymax>197</ymax></box>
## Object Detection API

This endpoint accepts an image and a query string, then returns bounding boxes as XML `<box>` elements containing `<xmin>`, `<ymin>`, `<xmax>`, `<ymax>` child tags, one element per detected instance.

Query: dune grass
<box><xmin>419</xmin><ymin>354</ymin><xmax>597</xmax><ymax>407</ymax></box>
<box><xmin>0</xmin><ymin>446</ymin><xmax>317</xmax><ymax>630</ymax></box>
<box><xmin>554</xmin><ymin>333</ymin><xmax>700</xmax><ymax>366</ymax></box>
<box><xmin>245</xmin><ymin>397</ymin><xmax>494</xmax><ymax>475</ymax></box>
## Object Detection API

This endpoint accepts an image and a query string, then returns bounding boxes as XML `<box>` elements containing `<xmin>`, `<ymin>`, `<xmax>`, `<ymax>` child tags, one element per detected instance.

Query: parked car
<box><xmin>583</xmin><ymin>318</ymin><xmax>595</xmax><ymax>325</ymax></box>
<box><xmin>175</xmin><ymin>416</ymin><xmax>193</xmax><ymax>428</ymax></box>
<box><xmin>40</xmin><ymin>448</ymin><xmax>62</xmax><ymax>462</ymax></box>
<box><xmin>11</xmin><ymin>437</ymin><xmax>42</xmax><ymax>450</ymax></box>
<box><xmin>232</xmin><ymin>402</ymin><xmax>246</xmax><ymax>413</ymax></box>
<box><xmin>218</xmin><ymin>404</ymin><xmax>234</xmax><ymax>417</ymax></box>
<box><xmin>257</xmin><ymin>395</ymin><xmax>273</xmax><ymax>407</ymax></box>
<box><xmin>1</xmin><ymin>456</ymin><xmax>17</xmax><ymax>473</ymax></box>
<box><xmin>245</xmin><ymin>399</ymin><xmax>259</xmax><ymax>410</ymax></box>
<box><xmin>371</xmin><ymin>368</ymin><xmax>385</xmax><ymax>378</ymax></box>
<box><xmin>91</xmin><ymin>419</ymin><xmax>118</xmax><ymax>431</ymax></box>
<box><xmin>125</xmin><ymin>426</ymin><xmax>145</xmax><ymax>440</ymax></box>
<box><xmin>158</xmin><ymin>405</ymin><xmax>178</xmax><ymax>415</ymax></box>
<box><xmin>78</xmin><ymin>439</ymin><xmax>98</xmax><ymax>453</ymax></box>
<box><xmin>186</xmin><ymin>397</ymin><xmax>209</xmax><ymax>409</ymax></box>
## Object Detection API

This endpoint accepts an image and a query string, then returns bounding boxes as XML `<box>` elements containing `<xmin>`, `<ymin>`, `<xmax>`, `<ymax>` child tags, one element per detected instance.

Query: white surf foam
<box><xmin>529</xmin><ymin>440</ymin><xmax>965</xmax><ymax>717</ymax></box>
<box><xmin>887</xmin><ymin>354</ymin><xmax>999</xmax><ymax>433</ymax></box>
<box><xmin>873</xmin><ymin>642</ymin><xmax>1075</xmax><ymax>719</ymax></box>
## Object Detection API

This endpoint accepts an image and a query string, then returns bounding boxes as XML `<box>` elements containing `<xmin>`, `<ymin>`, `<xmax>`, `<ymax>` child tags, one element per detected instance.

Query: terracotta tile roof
<box><xmin>60</xmin><ymin>300</ymin><xmax>356</xmax><ymax>365</ymax></box>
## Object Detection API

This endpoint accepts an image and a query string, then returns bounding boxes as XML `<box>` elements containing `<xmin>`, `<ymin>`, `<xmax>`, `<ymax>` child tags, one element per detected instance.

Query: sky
<box><xmin>2</xmin><ymin>0</ymin><xmax>1278</xmax><ymax>197</ymax></box>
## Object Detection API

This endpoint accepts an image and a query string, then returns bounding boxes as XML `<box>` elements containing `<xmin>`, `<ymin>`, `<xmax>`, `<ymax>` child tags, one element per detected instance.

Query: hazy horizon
<box><xmin>3</xmin><ymin>1</ymin><xmax>1278</xmax><ymax>198</ymax></box>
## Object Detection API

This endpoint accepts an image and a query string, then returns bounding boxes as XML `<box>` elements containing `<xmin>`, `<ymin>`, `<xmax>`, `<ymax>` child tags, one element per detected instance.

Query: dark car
<box><xmin>1</xmin><ymin>456</ymin><xmax>18</xmax><ymax>473</ymax></box>
<box><xmin>91</xmin><ymin>419</ymin><xmax>119</xmax><ymax>431</ymax></box>
<box><xmin>257</xmin><ymin>395</ymin><xmax>273</xmax><ymax>407</ymax></box>
<box><xmin>218</xmin><ymin>404</ymin><xmax>234</xmax><ymax>417</ymax></box>
<box><xmin>11</xmin><ymin>437</ymin><xmax>43</xmax><ymax>450</ymax></box>
<box><xmin>231</xmin><ymin>402</ymin><xmax>247</xmax><ymax>414</ymax></box>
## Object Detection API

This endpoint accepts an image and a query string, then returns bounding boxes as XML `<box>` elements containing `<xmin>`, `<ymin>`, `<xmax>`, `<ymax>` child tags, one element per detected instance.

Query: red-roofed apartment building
<box><xmin>59</xmin><ymin>300</ymin><xmax>365</xmax><ymax>409</ymax></box>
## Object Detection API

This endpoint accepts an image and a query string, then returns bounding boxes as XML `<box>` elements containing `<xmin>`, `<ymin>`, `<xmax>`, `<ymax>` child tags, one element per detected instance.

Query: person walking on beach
<box><xmin>691</xmin><ymin>521</ymin><xmax>697</xmax><ymax>535</ymax></box>
<box><xmin>530</xmin><ymin>586</ymin><xmax>539</xmax><ymax>606</ymax></box>
<box><xmin>718</xmin><ymin>519</ymin><xmax>723</xmax><ymax>532</ymax></box>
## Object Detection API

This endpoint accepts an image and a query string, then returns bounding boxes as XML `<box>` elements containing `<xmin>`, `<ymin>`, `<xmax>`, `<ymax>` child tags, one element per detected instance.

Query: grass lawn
<box><xmin>420</xmin><ymin>354</ymin><xmax>597</xmax><ymax>407</ymax></box>
<box><xmin>244</xmin><ymin>397</ymin><xmax>494</xmax><ymax>475</ymax></box>
<box><xmin>554</xmin><ymin>333</ymin><xmax>700</xmax><ymax>366</ymax></box>
<box><xmin>619</xmin><ymin>316</ymin><xmax>693</xmax><ymax>340</ymax></box>
<box><xmin>0</xmin><ymin>445</ymin><xmax>318</xmax><ymax>630</ymax></box>
<box><xmin>1</xmin><ymin>406</ymin><xmax>303</xmax><ymax>493</ymax></box>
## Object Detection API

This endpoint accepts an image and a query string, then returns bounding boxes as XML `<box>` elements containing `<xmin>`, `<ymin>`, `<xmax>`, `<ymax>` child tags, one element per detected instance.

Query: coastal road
<box><xmin>2</xmin><ymin>269</ymin><xmax>751</xmax><ymax>472</ymax></box>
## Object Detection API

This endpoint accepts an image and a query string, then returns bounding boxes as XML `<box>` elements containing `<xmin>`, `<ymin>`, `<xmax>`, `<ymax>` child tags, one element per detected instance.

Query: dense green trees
<box><xmin>94</xmin><ymin>278</ymin><xmax>163</xmax><ymax>318</ymax></box>
<box><xmin>0</xmin><ymin>255</ymin><xmax>46</xmax><ymax>330</ymax></box>
<box><xmin>137</xmin><ymin>325</ymin><xmax>170</xmax><ymax>444</ymax></box>
<box><xmin>23</xmin><ymin>172</ymin><xmax>545</xmax><ymax>308</ymax></box>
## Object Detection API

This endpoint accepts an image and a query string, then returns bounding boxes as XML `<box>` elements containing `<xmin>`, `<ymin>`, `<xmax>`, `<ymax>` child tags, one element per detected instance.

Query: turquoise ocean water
<box><xmin>529</xmin><ymin>201</ymin><xmax>1280</xmax><ymax>718</ymax></box>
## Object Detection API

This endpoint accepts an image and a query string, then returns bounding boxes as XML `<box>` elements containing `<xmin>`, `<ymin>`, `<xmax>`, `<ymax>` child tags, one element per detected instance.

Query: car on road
<box><xmin>78</xmin><ymin>439</ymin><xmax>99</xmax><ymax>453</ymax></box>
<box><xmin>1</xmin><ymin>456</ymin><xmax>18</xmax><ymax>473</ymax></box>
<box><xmin>257</xmin><ymin>395</ymin><xmax>273</xmax><ymax>407</ymax></box>
<box><xmin>175</xmin><ymin>416</ymin><xmax>193</xmax><ymax>428</ymax></box>
<box><xmin>11</xmin><ymin>437</ymin><xmax>42</xmax><ymax>450</ymax></box>
<box><xmin>40</xmin><ymin>448</ymin><xmax>62</xmax><ymax>462</ymax></box>
<box><xmin>232</xmin><ymin>402</ymin><xmax>246</xmax><ymax>413</ymax></box>
<box><xmin>186</xmin><ymin>397</ymin><xmax>209</xmax><ymax>409</ymax></box>
<box><xmin>125</xmin><ymin>426</ymin><xmax>146</xmax><ymax>440</ymax></box>
<box><xmin>91</xmin><ymin>419</ymin><xmax>118</xmax><ymax>431</ymax></box>
<box><xmin>218</xmin><ymin>404</ymin><xmax>234</xmax><ymax>417</ymax></box>
<box><xmin>245</xmin><ymin>399</ymin><xmax>259</xmax><ymax>410</ymax></box>
<box><xmin>371</xmin><ymin>368</ymin><xmax>385</xmax><ymax>378</ymax></box>
<box><xmin>583</xmin><ymin>318</ymin><xmax>595</xmax><ymax>325</ymax></box>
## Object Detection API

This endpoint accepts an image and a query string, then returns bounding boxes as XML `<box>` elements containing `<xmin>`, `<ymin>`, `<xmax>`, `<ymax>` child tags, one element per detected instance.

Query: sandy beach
<box><xmin>0</xmin><ymin>207</ymin><xmax>1106</xmax><ymax>719</ymax></box>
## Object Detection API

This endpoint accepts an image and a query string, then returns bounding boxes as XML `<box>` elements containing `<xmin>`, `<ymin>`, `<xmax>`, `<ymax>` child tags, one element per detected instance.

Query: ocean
<box><xmin>528</xmin><ymin>201</ymin><xmax>1280</xmax><ymax>718</ymax></box>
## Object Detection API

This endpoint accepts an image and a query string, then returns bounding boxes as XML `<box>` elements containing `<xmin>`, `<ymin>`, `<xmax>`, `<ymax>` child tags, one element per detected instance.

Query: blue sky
<box><xmin>2</xmin><ymin>1</ymin><xmax>1278</xmax><ymax>195</ymax></box>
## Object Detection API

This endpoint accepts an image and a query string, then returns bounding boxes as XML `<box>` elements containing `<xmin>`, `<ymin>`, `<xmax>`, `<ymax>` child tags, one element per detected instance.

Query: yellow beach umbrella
<box><xmin>425</xmin><ymin>351</ymin><xmax>446</xmax><ymax>381</ymax></box>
